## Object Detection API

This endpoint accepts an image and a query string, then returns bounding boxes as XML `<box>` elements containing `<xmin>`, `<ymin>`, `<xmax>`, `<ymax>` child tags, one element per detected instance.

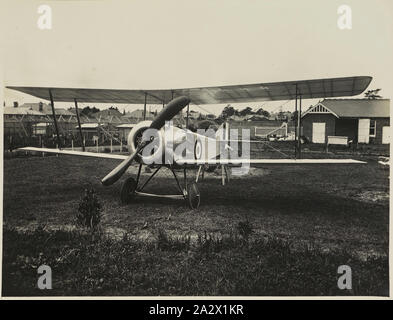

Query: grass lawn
<box><xmin>2</xmin><ymin>154</ymin><xmax>389</xmax><ymax>296</ymax></box>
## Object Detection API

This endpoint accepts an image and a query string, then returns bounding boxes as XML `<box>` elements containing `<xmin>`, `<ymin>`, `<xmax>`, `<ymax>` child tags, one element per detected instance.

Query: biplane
<box><xmin>7</xmin><ymin>76</ymin><xmax>371</xmax><ymax>208</ymax></box>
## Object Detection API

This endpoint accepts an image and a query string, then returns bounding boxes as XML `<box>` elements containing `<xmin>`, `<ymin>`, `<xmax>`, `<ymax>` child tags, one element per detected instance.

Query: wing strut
<box><xmin>298</xmin><ymin>92</ymin><xmax>302</xmax><ymax>158</ymax></box>
<box><xmin>185</xmin><ymin>103</ymin><xmax>190</xmax><ymax>129</ymax></box>
<box><xmin>74</xmin><ymin>98</ymin><xmax>85</xmax><ymax>151</ymax></box>
<box><xmin>49</xmin><ymin>89</ymin><xmax>62</xmax><ymax>149</ymax></box>
<box><xmin>294</xmin><ymin>85</ymin><xmax>303</xmax><ymax>159</ymax></box>
<box><xmin>143</xmin><ymin>92</ymin><xmax>147</xmax><ymax>120</ymax></box>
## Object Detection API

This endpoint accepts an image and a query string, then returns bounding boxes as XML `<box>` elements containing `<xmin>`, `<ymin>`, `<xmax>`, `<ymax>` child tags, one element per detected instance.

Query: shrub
<box><xmin>237</xmin><ymin>220</ymin><xmax>254</xmax><ymax>240</ymax></box>
<box><xmin>76</xmin><ymin>187</ymin><xmax>102</xmax><ymax>231</ymax></box>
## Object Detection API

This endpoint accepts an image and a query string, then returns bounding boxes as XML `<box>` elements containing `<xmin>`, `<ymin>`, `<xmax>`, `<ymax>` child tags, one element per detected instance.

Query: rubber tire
<box><xmin>120</xmin><ymin>177</ymin><xmax>137</xmax><ymax>205</ymax></box>
<box><xmin>187</xmin><ymin>182</ymin><xmax>200</xmax><ymax>209</ymax></box>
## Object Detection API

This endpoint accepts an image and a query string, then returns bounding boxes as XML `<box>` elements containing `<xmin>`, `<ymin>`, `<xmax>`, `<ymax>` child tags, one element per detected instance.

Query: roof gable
<box><xmin>302</xmin><ymin>103</ymin><xmax>339</xmax><ymax>118</ymax></box>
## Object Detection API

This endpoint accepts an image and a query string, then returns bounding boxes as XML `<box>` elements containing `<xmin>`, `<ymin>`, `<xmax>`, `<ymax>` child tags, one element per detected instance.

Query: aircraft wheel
<box><xmin>187</xmin><ymin>182</ymin><xmax>200</xmax><ymax>209</ymax></box>
<box><xmin>120</xmin><ymin>177</ymin><xmax>137</xmax><ymax>205</ymax></box>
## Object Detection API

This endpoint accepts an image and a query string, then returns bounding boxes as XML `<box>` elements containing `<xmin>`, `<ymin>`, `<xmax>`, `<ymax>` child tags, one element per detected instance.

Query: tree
<box><xmin>80</xmin><ymin>106</ymin><xmax>100</xmax><ymax>116</ymax></box>
<box><xmin>276</xmin><ymin>111</ymin><xmax>287</xmax><ymax>121</ymax></box>
<box><xmin>239</xmin><ymin>106</ymin><xmax>254</xmax><ymax>116</ymax></box>
<box><xmin>219</xmin><ymin>105</ymin><xmax>236</xmax><ymax>119</ymax></box>
<box><xmin>256</xmin><ymin>108</ymin><xmax>270</xmax><ymax>118</ymax></box>
<box><xmin>291</xmin><ymin>110</ymin><xmax>298</xmax><ymax>122</ymax></box>
<box><xmin>364</xmin><ymin>89</ymin><xmax>382</xmax><ymax>99</ymax></box>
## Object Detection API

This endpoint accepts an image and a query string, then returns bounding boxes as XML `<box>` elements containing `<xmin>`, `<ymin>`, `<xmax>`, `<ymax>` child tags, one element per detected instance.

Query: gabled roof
<box><xmin>20</xmin><ymin>102</ymin><xmax>50</xmax><ymax>109</ymax></box>
<box><xmin>3</xmin><ymin>107</ymin><xmax>45</xmax><ymax>116</ymax></box>
<box><xmin>21</xmin><ymin>103</ymin><xmax>75</xmax><ymax>116</ymax></box>
<box><xmin>302</xmin><ymin>99</ymin><xmax>390</xmax><ymax>118</ymax></box>
<box><xmin>245</xmin><ymin>114</ymin><xmax>269</xmax><ymax>121</ymax></box>
<box><xmin>94</xmin><ymin>109</ymin><xmax>123</xmax><ymax>118</ymax></box>
<box><xmin>124</xmin><ymin>109</ymin><xmax>155</xmax><ymax>119</ymax></box>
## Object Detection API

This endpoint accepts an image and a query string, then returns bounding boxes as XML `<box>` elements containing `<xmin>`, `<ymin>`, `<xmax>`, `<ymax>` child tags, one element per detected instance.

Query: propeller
<box><xmin>101</xmin><ymin>96</ymin><xmax>190</xmax><ymax>186</ymax></box>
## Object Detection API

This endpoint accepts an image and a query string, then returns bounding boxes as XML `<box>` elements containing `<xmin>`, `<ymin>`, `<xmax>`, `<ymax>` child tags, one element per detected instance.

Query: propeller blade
<box><xmin>150</xmin><ymin>96</ymin><xmax>190</xmax><ymax>130</ymax></box>
<box><xmin>101</xmin><ymin>143</ymin><xmax>145</xmax><ymax>186</ymax></box>
<box><xmin>101</xmin><ymin>96</ymin><xmax>190</xmax><ymax>186</ymax></box>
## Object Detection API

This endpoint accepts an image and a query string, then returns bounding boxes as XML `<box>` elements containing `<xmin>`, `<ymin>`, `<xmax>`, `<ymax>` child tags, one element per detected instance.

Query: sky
<box><xmin>1</xmin><ymin>0</ymin><xmax>392</xmax><ymax>115</ymax></box>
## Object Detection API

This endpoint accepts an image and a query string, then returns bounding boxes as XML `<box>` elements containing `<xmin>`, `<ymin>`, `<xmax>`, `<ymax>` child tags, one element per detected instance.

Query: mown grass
<box><xmin>2</xmin><ymin>226</ymin><xmax>388</xmax><ymax>296</ymax></box>
<box><xmin>3</xmin><ymin>153</ymin><xmax>389</xmax><ymax>296</ymax></box>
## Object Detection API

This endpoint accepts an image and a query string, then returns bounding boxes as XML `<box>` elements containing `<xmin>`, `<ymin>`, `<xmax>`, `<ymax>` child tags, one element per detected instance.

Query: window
<box><xmin>369</xmin><ymin>120</ymin><xmax>376</xmax><ymax>137</ymax></box>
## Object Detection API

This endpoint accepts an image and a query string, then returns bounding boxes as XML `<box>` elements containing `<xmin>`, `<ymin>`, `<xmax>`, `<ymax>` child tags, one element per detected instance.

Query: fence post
<box><xmin>110</xmin><ymin>138</ymin><xmax>113</xmax><ymax>153</ymax></box>
<box><xmin>96</xmin><ymin>139</ymin><xmax>99</xmax><ymax>153</ymax></box>
<box><xmin>71</xmin><ymin>139</ymin><xmax>74</xmax><ymax>151</ymax></box>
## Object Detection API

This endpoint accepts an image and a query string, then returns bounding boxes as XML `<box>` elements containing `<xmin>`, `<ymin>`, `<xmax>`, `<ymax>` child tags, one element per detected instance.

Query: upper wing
<box><xmin>6</xmin><ymin>76</ymin><xmax>372</xmax><ymax>105</ymax></box>
<box><xmin>18</xmin><ymin>147</ymin><xmax>128</xmax><ymax>160</ymax></box>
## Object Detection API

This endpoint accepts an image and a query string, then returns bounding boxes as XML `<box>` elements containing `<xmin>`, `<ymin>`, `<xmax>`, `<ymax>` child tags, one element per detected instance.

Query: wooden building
<box><xmin>301</xmin><ymin>99</ymin><xmax>390</xmax><ymax>144</ymax></box>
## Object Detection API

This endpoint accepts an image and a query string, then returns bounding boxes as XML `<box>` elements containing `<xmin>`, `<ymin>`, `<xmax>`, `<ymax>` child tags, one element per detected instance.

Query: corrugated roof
<box><xmin>21</xmin><ymin>103</ymin><xmax>75</xmax><ymax>116</ymax></box>
<box><xmin>3</xmin><ymin>107</ymin><xmax>46</xmax><ymax>116</ymax></box>
<box><xmin>95</xmin><ymin>109</ymin><xmax>123</xmax><ymax>117</ymax></box>
<box><xmin>124</xmin><ymin>109</ymin><xmax>155</xmax><ymax>118</ymax></box>
<box><xmin>320</xmin><ymin>99</ymin><xmax>390</xmax><ymax>118</ymax></box>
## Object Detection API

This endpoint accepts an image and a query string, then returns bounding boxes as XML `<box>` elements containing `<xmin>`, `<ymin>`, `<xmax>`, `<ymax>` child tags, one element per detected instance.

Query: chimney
<box><xmin>13</xmin><ymin>101</ymin><xmax>18</xmax><ymax>108</ymax></box>
<box><xmin>39</xmin><ymin>101</ymin><xmax>43</xmax><ymax>112</ymax></box>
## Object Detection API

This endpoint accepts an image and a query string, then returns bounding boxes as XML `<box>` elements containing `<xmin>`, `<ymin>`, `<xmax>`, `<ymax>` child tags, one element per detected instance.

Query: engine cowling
<box><xmin>127</xmin><ymin>120</ymin><xmax>164</xmax><ymax>164</ymax></box>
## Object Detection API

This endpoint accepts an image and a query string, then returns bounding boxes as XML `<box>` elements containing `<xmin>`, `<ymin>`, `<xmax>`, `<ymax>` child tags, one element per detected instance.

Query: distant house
<box><xmin>123</xmin><ymin>109</ymin><xmax>155</xmax><ymax>121</ymax></box>
<box><xmin>116</xmin><ymin>124</ymin><xmax>134</xmax><ymax>141</ymax></box>
<box><xmin>22</xmin><ymin>102</ymin><xmax>75</xmax><ymax>119</ymax></box>
<box><xmin>228</xmin><ymin>115</ymin><xmax>247</xmax><ymax>122</ymax></box>
<box><xmin>3</xmin><ymin>104</ymin><xmax>48</xmax><ymax>137</ymax></box>
<box><xmin>75</xmin><ymin>123</ymin><xmax>103</xmax><ymax>142</ymax></box>
<box><xmin>20</xmin><ymin>102</ymin><xmax>80</xmax><ymax>133</ymax></box>
<box><xmin>301</xmin><ymin>99</ymin><xmax>390</xmax><ymax>144</ymax></box>
<box><xmin>245</xmin><ymin>115</ymin><xmax>269</xmax><ymax>121</ymax></box>
<box><xmin>95</xmin><ymin>108</ymin><xmax>123</xmax><ymax>118</ymax></box>
<box><xmin>93</xmin><ymin>110</ymin><xmax>123</xmax><ymax>127</ymax></box>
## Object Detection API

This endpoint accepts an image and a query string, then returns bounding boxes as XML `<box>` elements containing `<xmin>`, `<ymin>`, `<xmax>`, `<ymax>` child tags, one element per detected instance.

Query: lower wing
<box><xmin>18</xmin><ymin>147</ymin><xmax>366</xmax><ymax>165</ymax></box>
<box><xmin>176</xmin><ymin>158</ymin><xmax>367</xmax><ymax>165</ymax></box>
<box><xmin>17</xmin><ymin>147</ymin><xmax>128</xmax><ymax>160</ymax></box>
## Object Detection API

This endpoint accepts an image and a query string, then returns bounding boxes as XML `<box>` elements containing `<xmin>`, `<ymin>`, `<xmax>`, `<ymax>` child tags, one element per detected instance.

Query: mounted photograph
<box><xmin>1</xmin><ymin>0</ymin><xmax>391</xmax><ymax>298</ymax></box>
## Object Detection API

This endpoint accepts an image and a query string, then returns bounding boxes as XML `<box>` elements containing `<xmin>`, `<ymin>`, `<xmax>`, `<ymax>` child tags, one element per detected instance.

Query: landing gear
<box><xmin>187</xmin><ymin>182</ymin><xmax>200</xmax><ymax>209</ymax></box>
<box><xmin>120</xmin><ymin>164</ymin><xmax>201</xmax><ymax>209</ymax></box>
<box><xmin>120</xmin><ymin>177</ymin><xmax>137</xmax><ymax>204</ymax></box>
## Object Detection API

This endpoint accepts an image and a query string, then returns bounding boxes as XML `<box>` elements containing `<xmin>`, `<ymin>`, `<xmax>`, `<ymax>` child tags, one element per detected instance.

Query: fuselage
<box><xmin>127</xmin><ymin>121</ymin><xmax>220</xmax><ymax>166</ymax></box>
